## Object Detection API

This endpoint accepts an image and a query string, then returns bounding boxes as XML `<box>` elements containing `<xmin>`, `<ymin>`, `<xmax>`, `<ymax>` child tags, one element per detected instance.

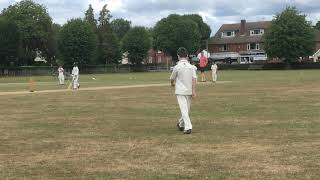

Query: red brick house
<box><xmin>209</xmin><ymin>20</ymin><xmax>320</xmax><ymax>64</ymax></box>
<box><xmin>144</xmin><ymin>49</ymin><xmax>173</xmax><ymax>66</ymax></box>
<box><xmin>208</xmin><ymin>20</ymin><xmax>271</xmax><ymax>64</ymax></box>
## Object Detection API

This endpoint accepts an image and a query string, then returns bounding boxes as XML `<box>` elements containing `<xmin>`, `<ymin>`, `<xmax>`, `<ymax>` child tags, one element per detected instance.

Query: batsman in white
<box><xmin>71</xmin><ymin>62</ymin><xmax>80</xmax><ymax>90</ymax></box>
<box><xmin>58</xmin><ymin>65</ymin><xmax>65</xmax><ymax>85</ymax></box>
<box><xmin>211</xmin><ymin>62</ymin><xmax>218</xmax><ymax>83</ymax></box>
<box><xmin>170</xmin><ymin>47</ymin><xmax>197</xmax><ymax>135</ymax></box>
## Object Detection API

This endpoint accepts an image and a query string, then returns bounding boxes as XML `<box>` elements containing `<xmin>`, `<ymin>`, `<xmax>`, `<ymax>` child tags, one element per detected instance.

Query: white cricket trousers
<box><xmin>177</xmin><ymin>95</ymin><xmax>193</xmax><ymax>130</ymax></box>
<box><xmin>73</xmin><ymin>75</ymin><xmax>79</xmax><ymax>89</ymax></box>
<box><xmin>212</xmin><ymin>72</ymin><xmax>217</xmax><ymax>82</ymax></box>
<box><xmin>58</xmin><ymin>74</ymin><xmax>65</xmax><ymax>85</ymax></box>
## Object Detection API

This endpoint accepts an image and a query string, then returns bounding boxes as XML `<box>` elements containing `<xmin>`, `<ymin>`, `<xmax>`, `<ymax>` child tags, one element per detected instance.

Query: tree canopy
<box><xmin>0</xmin><ymin>17</ymin><xmax>20</xmax><ymax>66</ymax></box>
<box><xmin>96</xmin><ymin>5</ymin><xmax>120</xmax><ymax>64</ymax></box>
<box><xmin>85</xmin><ymin>4</ymin><xmax>97</xmax><ymax>31</ymax></box>
<box><xmin>58</xmin><ymin>18</ymin><xmax>96</xmax><ymax>65</ymax></box>
<box><xmin>153</xmin><ymin>14</ymin><xmax>202</xmax><ymax>59</ymax></box>
<box><xmin>122</xmin><ymin>27</ymin><xmax>151</xmax><ymax>65</ymax></box>
<box><xmin>1</xmin><ymin>0</ymin><xmax>53</xmax><ymax>65</ymax></box>
<box><xmin>183</xmin><ymin>14</ymin><xmax>211</xmax><ymax>49</ymax></box>
<box><xmin>110</xmin><ymin>18</ymin><xmax>131</xmax><ymax>41</ymax></box>
<box><xmin>264</xmin><ymin>6</ymin><xmax>315</xmax><ymax>63</ymax></box>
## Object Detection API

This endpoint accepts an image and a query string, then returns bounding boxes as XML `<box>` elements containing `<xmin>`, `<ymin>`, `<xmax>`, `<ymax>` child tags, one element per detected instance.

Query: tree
<box><xmin>97</xmin><ymin>26</ymin><xmax>120</xmax><ymax>64</ymax></box>
<box><xmin>183</xmin><ymin>14</ymin><xmax>211</xmax><ymax>49</ymax></box>
<box><xmin>1</xmin><ymin>0</ymin><xmax>53</xmax><ymax>65</ymax></box>
<box><xmin>98</xmin><ymin>4</ymin><xmax>112</xmax><ymax>27</ymax></box>
<box><xmin>122</xmin><ymin>27</ymin><xmax>151</xmax><ymax>65</ymax></box>
<box><xmin>153</xmin><ymin>14</ymin><xmax>202</xmax><ymax>60</ymax></box>
<box><xmin>85</xmin><ymin>4</ymin><xmax>97</xmax><ymax>31</ymax></box>
<box><xmin>0</xmin><ymin>17</ymin><xmax>20</xmax><ymax>66</ymax></box>
<box><xmin>47</xmin><ymin>23</ymin><xmax>61</xmax><ymax>65</ymax></box>
<box><xmin>315</xmin><ymin>21</ymin><xmax>320</xmax><ymax>31</ymax></box>
<box><xmin>97</xmin><ymin>4</ymin><xmax>120</xmax><ymax>64</ymax></box>
<box><xmin>110</xmin><ymin>18</ymin><xmax>131</xmax><ymax>41</ymax></box>
<box><xmin>264</xmin><ymin>6</ymin><xmax>315</xmax><ymax>63</ymax></box>
<box><xmin>58</xmin><ymin>18</ymin><xmax>96</xmax><ymax>65</ymax></box>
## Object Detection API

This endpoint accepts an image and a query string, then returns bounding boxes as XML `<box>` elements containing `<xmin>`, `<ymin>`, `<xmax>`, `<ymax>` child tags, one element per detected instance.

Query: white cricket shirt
<box><xmin>58</xmin><ymin>67</ymin><xmax>64</xmax><ymax>76</ymax></box>
<box><xmin>72</xmin><ymin>66</ymin><xmax>79</xmax><ymax>76</ymax></box>
<box><xmin>170</xmin><ymin>59</ymin><xmax>197</xmax><ymax>95</ymax></box>
<box><xmin>211</xmin><ymin>64</ymin><xmax>218</xmax><ymax>73</ymax></box>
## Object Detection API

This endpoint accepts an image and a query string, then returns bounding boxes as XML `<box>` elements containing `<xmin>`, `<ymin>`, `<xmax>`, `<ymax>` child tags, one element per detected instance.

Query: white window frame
<box><xmin>221</xmin><ymin>44</ymin><xmax>228</xmax><ymax>51</ymax></box>
<box><xmin>222</xmin><ymin>31</ymin><xmax>235</xmax><ymax>38</ymax></box>
<box><xmin>158</xmin><ymin>56</ymin><xmax>162</xmax><ymax>63</ymax></box>
<box><xmin>247</xmin><ymin>43</ymin><xmax>260</xmax><ymax>50</ymax></box>
<box><xmin>148</xmin><ymin>57</ymin><xmax>153</xmax><ymax>64</ymax></box>
<box><xmin>250</xmin><ymin>29</ymin><xmax>264</xmax><ymax>36</ymax></box>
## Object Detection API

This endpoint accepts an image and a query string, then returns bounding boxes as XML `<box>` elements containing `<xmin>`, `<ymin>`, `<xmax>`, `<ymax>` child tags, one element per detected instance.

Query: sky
<box><xmin>0</xmin><ymin>0</ymin><xmax>320</xmax><ymax>35</ymax></box>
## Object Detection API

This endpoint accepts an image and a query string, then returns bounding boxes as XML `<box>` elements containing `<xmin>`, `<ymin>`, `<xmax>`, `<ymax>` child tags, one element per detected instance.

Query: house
<box><xmin>209</xmin><ymin>20</ymin><xmax>320</xmax><ymax>64</ymax></box>
<box><xmin>310</xmin><ymin>30</ymin><xmax>320</xmax><ymax>62</ymax></box>
<box><xmin>208</xmin><ymin>20</ymin><xmax>271</xmax><ymax>64</ymax></box>
<box><xmin>144</xmin><ymin>49</ymin><xmax>173</xmax><ymax>66</ymax></box>
<box><xmin>121</xmin><ymin>52</ymin><xmax>129</xmax><ymax>64</ymax></box>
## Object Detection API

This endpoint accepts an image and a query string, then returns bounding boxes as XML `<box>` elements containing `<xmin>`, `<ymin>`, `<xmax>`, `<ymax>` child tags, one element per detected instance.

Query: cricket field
<box><xmin>0</xmin><ymin>70</ymin><xmax>319</xmax><ymax>179</ymax></box>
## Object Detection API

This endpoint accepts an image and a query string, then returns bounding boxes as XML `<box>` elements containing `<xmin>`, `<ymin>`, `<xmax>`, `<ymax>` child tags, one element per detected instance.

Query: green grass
<box><xmin>0</xmin><ymin>70</ymin><xmax>320</xmax><ymax>179</ymax></box>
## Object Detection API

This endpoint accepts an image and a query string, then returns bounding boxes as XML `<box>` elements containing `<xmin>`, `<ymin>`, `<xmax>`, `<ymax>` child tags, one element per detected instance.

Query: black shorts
<box><xmin>199</xmin><ymin>67</ymin><xmax>206</xmax><ymax>73</ymax></box>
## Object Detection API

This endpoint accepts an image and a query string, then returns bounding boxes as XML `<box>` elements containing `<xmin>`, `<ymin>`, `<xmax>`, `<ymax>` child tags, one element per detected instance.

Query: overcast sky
<box><xmin>0</xmin><ymin>0</ymin><xmax>320</xmax><ymax>34</ymax></box>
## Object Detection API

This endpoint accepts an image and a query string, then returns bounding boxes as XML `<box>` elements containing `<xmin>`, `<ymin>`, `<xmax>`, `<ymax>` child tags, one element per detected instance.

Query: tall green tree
<box><xmin>110</xmin><ymin>18</ymin><xmax>131</xmax><ymax>41</ymax></box>
<box><xmin>85</xmin><ymin>4</ymin><xmax>97</xmax><ymax>31</ymax></box>
<box><xmin>0</xmin><ymin>17</ymin><xmax>20</xmax><ymax>66</ymax></box>
<box><xmin>153</xmin><ymin>14</ymin><xmax>202</xmax><ymax>60</ymax></box>
<box><xmin>315</xmin><ymin>21</ymin><xmax>320</xmax><ymax>31</ymax></box>
<box><xmin>98</xmin><ymin>4</ymin><xmax>112</xmax><ymax>27</ymax></box>
<box><xmin>122</xmin><ymin>27</ymin><xmax>151</xmax><ymax>65</ymax></box>
<box><xmin>47</xmin><ymin>23</ymin><xmax>61</xmax><ymax>65</ymax></box>
<box><xmin>97</xmin><ymin>4</ymin><xmax>120</xmax><ymax>64</ymax></box>
<box><xmin>183</xmin><ymin>14</ymin><xmax>211</xmax><ymax>49</ymax></box>
<box><xmin>264</xmin><ymin>6</ymin><xmax>315</xmax><ymax>63</ymax></box>
<box><xmin>1</xmin><ymin>0</ymin><xmax>53</xmax><ymax>65</ymax></box>
<box><xmin>58</xmin><ymin>18</ymin><xmax>96</xmax><ymax>65</ymax></box>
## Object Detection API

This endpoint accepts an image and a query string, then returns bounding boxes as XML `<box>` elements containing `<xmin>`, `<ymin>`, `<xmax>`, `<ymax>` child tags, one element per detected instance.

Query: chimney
<box><xmin>240</xmin><ymin>19</ymin><xmax>246</xmax><ymax>35</ymax></box>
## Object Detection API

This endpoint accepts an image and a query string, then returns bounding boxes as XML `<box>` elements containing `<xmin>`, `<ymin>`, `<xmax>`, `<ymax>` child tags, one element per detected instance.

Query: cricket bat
<box><xmin>67</xmin><ymin>76</ymin><xmax>74</xmax><ymax>90</ymax></box>
<box><xmin>67</xmin><ymin>81</ymin><xmax>72</xmax><ymax>89</ymax></box>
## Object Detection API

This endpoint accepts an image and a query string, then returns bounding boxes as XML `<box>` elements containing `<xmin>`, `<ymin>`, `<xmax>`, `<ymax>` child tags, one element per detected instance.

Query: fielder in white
<box><xmin>170</xmin><ymin>47</ymin><xmax>197</xmax><ymax>135</ymax></box>
<box><xmin>211</xmin><ymin>62</ymin><xmax>218</xmax><ymax>83</ymax></box>
<box><xmin>71</xmin><ymin>63</ymin><xmax>80</xmax><ymax>90</ymax></box>
<box><xmin>58</xmin><ymin>66</ymin><xmax>65</xmax><ymax>85</ymax></box>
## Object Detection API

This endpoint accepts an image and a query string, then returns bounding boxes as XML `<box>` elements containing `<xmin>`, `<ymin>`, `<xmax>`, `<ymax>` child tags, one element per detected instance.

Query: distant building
<box><xmin>209</xmin><ymin>20</ymin><xmax>320</xmax><ymax>64</ymax></box>
<box><xmin>121</xmin><ymin>52</ymin><xmax>129</xmax><ymax>64</ymax></box>
<box><xmin>310</xmin><ymin>30</ymin><xmax>320</xmax><ymax>62</ymax></box>
<box><xmin>144</xmin><ymin>49</ymin><xmax>173</xmax><ymax>66</ymax></box>
<box><xmin>208</xmin><ymin>20</ymin><xmax>271</xmax><ymax>64</ymax></box>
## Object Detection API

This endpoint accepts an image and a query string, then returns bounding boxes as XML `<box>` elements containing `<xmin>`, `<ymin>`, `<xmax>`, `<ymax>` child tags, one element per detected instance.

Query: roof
<box><xmin>209</xmin><ymin>21</ymin><xmax>320</xmax><ymax>45</ymax></box>
<box><xmin>208</xmin><ymin>21</ymin><xmax>272</xmax><ymax>45</ymax></box>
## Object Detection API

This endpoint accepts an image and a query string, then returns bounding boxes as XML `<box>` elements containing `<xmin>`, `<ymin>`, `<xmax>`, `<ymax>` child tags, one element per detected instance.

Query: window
<box><xmin>222</xmin><ymin>31</ymin><xmax>235</xmax><ymax>37</ymax></box>
<box><xmin>221</xmin><ymin>44</ymin><xmax>228</xmax><ymax>51</ymax></box>
<box><xmin>250</xmin><ymin>29</ymin><xmax>264</xmax><ymax>36</ymax></box>
<box><xmin>158</xmin><ymin>56</ymin><xmax>162</xmax><ymax>63</ymax></box>
<box><xmin>247</xmin><ymin>43</ymin><xmax>260</xmax><ymax>50</ymax></box>
<box><xmin>148</xmin><ymin>57</ymin><xmax>153</xmax><ymax>64</ymax></box>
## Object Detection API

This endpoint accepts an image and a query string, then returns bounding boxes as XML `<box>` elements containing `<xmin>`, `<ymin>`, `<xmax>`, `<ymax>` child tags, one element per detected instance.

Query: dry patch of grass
<box><xmin>1</xmin><ymin>71</ymin><xmax>320</xmax><ymax>179</ymax></box>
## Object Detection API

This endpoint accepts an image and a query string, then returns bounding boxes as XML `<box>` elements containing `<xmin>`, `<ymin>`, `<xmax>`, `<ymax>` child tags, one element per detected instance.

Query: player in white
<box><xmin>211</xmin><ymin>62</ymin><xmax>218</xmax><ymax>83</ymax></box>
<box><xmin>58</xmin><ymin>66</ymin><xmax>65</xmax><ymax>85</ymax></box>
<box><xmin>71</xmin><ymin>62</ymin><xmax>80</xmax><ymax>90</ymax></box>
<box><xmin>170</xmin><ymin>47</ymin><xmax>197</xmax><ymax>135</ymax></box>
